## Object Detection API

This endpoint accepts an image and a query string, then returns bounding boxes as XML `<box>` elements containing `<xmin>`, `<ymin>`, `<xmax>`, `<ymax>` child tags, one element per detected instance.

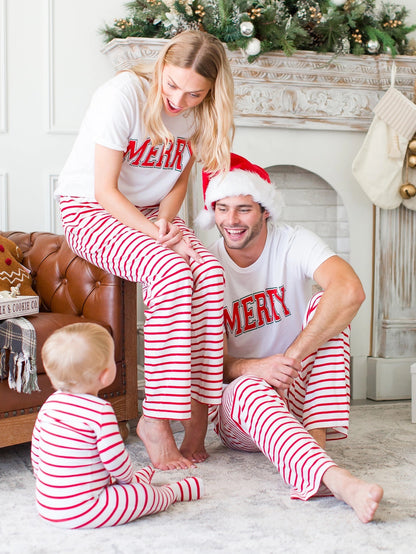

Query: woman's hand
<box><xmin>170</xmin><ymin>237</ymin><xmax>202</xmax><ymax>265</ymax></box>
<box><xmin>155</xmin><ymin>218</ymin><xmax>183</xmax><ymax>247</ymax></box>
<box><xmin>155</xmin><ymin>218</ymin><xmax>202</xmax><ymax>264</ymax></box>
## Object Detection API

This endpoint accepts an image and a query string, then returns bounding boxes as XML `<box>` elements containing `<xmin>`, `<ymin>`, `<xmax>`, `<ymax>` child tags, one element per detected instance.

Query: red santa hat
<box><xmin>195</xmin><ymin>153</ymin><xmax>284</xmax><ymax>229</ymax></box>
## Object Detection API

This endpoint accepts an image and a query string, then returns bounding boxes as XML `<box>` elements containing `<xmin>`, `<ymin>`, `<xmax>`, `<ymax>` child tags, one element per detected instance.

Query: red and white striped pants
<box><xmin>60</xmin><ymin>198</ymin><xmax>225</xmax><ymax>419</ymax></box>
<box><xmin>36</xmin><ymin>466</ymin><xmax>203</xmax><ymax>529</ymax></box>
<box><xmin>213</xmin><ymin>292</ymin><xmax>350</xmax><ymax>500</ymax></box>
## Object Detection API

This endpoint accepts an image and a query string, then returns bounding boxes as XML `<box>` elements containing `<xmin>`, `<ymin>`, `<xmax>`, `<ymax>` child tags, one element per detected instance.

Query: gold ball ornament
<box><xmin>399</xmin><ymin>183</ymin><xmax>416</xmax><ymax>199</ymax></box>
<box><xmin>408</xmin><ymin>139</ymin><xmax>416</xmax><ymax>153</ymax></box>
<box><xmin>408</xmin><ymin>154</ymin><xmax>416</xmax><ymax>168</ymax></box>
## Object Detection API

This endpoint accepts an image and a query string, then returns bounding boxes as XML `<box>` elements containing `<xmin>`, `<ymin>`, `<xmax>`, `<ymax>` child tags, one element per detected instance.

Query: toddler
<box><xmin>31</xmin><ymin>322</ymin><xmax>203</xmax><ymax>529</ymax></box>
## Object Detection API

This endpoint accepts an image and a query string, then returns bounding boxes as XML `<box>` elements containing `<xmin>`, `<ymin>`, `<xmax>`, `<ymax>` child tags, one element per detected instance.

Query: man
<box><xmin>198</xmin><ymin>153</ymin><xmax>383</xmax><ymax>523</ymax></box>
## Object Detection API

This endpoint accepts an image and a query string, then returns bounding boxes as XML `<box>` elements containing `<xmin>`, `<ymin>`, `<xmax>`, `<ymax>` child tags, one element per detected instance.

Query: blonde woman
<box><xmin>56</xmin><ymin>31</ymin><xmax>235</xmax><ymax>471</ymax></box>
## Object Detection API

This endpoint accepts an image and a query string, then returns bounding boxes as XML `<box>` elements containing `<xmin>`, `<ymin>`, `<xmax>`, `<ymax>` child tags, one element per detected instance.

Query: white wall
<box><xmin>0</xmin><ymin>0</ymin><xmax>125</xmax><ymax>231</ymax></box>
<box><xmin>1</xmin><ymin>0</ymin><xmax>416</xmax><ymax>230</ymax></box>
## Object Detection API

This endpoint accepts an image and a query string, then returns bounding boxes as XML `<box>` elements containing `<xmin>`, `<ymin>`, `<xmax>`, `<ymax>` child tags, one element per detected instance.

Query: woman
<box><xmin>56</xmin><ymin>30</ymin><xmax>235</xmax><ymax>470</ymax></box>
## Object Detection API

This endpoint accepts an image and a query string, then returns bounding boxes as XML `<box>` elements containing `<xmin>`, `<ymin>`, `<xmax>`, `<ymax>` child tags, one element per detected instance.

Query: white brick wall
<box><xmin>268</xmin><ymin>165</ymin><xmax>350</xmax><ymax>261</ymax></box>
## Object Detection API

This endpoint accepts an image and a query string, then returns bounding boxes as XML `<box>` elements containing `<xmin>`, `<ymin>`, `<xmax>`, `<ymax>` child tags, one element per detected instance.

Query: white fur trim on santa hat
<box><xmin>195</xmin><ymin>168</ymin><xmax>284</xmax><ymax>229</ymax></box>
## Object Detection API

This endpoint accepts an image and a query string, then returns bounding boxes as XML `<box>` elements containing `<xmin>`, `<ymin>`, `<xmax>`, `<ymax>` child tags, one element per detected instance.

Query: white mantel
<box><xmin>103</xmin><ymin>38</ymin><xmax>416</xmax><ymax>400</ymax></box>
<box><xmin>102</xmin><ymin>37</ymin><xmax>416</xmax><ymax>131</ymax></box>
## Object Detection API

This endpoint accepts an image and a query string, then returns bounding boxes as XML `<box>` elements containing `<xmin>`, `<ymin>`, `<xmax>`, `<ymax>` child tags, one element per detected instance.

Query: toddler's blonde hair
<box><xmin>41</xmin><ymin>323</ymin><xmax>114</xmax><ymax>392</ymax></box>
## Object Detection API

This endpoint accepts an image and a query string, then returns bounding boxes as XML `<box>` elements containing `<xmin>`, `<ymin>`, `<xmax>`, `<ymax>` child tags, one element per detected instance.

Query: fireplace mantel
<box><xmin>102</xmin><ymin>37</ymin><xmax>416</xmax><ymax>131</ymax></box>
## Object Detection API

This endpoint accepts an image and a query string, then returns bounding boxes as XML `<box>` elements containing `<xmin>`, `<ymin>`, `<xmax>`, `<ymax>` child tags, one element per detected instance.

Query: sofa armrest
<box><xmin>1</xmin><ymin>232</ymin><xmax>137</xmax><ymax>376</ymax></box>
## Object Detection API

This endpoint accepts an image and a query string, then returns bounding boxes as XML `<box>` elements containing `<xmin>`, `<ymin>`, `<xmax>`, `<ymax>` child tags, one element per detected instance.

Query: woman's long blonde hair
<box><xmin>131</xmin><ymin>31</ymin><xmax>234</xmax><ymax>174</ymax></box>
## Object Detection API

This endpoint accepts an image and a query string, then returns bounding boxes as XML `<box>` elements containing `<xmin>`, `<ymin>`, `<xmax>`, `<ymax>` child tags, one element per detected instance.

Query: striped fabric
<box><xmin>31</xmin><ymin>392</ymin><xmax>203</xmax><ymax>529</ymax></box>
<box><xmin>60</xmin><ymin>198</ymin><xmax>225</xmax><ymax>419</ymax></box>
<box><xmin>287</xmin><ymin>292</ymin><xmax>351</xmax><ymax>441</ymax></box>
<box><xmin>213</xmin><ymin>292</ymin><xmax>350</xmax><ymax>500</ymax></box>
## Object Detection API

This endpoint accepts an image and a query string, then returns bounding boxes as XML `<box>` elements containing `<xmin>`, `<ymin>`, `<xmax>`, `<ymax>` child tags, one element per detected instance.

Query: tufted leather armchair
<box><xmin>0</xmin><ymin>231</ymin><xmax>138</xmax><ymax>448</ymax></box>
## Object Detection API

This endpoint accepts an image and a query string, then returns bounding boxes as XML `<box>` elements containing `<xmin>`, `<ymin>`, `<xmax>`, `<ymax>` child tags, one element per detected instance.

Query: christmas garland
<box><xmin>100</xmin><ymin>0</ymin><xmax>416</xmax><ymax>61</ymax></box>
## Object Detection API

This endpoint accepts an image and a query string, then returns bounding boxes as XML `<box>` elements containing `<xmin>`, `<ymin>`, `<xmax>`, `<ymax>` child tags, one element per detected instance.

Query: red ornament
<box><xmin>5</xmin><ymin>258</ymin><xmax>12</xmax><ymax>265</ymax></box>
<box><xmin>0</xmin><ymin>244</ymin><xmax>4</xmax><ymax>252</ymax></box>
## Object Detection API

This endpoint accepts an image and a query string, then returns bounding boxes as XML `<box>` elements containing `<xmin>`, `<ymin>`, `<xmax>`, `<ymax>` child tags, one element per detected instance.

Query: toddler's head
<box><xmin>41</xmin><ymin>323</ymin><xmax>114</xmax><ymax>393</ymax></box>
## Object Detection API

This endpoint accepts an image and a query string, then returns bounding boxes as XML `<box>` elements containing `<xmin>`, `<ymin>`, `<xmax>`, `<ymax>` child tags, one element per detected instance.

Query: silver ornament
<box><xmin>340</xmin><ymin>37</ymin><xmax>350</xmax><ymax>54</ymax></box>
<box><xmin>245</xmin><ymin>37</ymin><xmax>261</xmax><ymax>56</ymax></box>
<box><xmin>240</xmin><ymin>21</ymin><xmax>254</xmax><ymax>37</ymax></box>
<box><xmin>366</xmin><ymin>39</ymin><xmax>380</xmax><ymax>54</ymax></box>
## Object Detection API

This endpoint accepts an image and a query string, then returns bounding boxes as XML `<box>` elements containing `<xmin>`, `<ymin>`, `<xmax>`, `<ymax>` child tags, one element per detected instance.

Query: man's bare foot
<box><xmin>309</xmin><ymin>428</ymin><xmax>326</xmax><ymax>449</ymax></box>
<box><xmin>137</xmin><ymin>416</ymin><xmax>195</xmax><ymax>471</ymax></box>
<box><xmin>323</xmin><ymin>466</ymin><xmax>384</xmax><ymax>523</ymax></box>
<box><xmin>180</xmin><ymin>399</ymin><xmax>209</xmax><ymax>463</ymax></box>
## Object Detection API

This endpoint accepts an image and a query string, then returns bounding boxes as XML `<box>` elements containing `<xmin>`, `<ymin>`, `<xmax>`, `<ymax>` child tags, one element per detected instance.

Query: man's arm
<box><xmin>223</xmin><ymin>255</ymin><xmax>365</xmax><ymax>391</ymax></box>
<box><xmin>284</xmin><ymin>255</ymin><xmax>365</xmax><ymax>362</ymax></box>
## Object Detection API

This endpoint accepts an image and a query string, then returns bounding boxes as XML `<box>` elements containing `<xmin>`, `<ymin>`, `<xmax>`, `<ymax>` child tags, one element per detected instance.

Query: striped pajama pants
<box><xmin>213</xmin><ymin>292</ymin><xmax>351</xmax><ymax>500</ymax></box>
<box><xmin>60</xmin><ymin>197</ymin><xmax>225</xmax><ymax>419</ymax></box>
<box><xmin>36</xmin><ymin>466</ymin><xmax>203</xmax><ymax>529</ymax></box>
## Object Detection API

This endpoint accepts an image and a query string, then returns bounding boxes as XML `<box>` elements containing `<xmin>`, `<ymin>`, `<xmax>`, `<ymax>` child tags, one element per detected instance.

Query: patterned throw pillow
<box><xmin>0</xmin><ymin>236</ymin><xmax>37</xmax><ymax>297</ymax></box>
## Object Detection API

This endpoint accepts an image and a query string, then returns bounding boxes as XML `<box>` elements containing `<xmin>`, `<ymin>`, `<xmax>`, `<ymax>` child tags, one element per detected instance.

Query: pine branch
<box><xmin>99</xmin><ymin>0</ymin><xmax>416</xmax><ymax>58</ymax></box>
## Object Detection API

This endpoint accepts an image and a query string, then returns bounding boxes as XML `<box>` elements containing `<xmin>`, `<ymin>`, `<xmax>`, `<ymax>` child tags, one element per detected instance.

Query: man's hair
<box><xmin>41</xmin><ymin>323</ymin><xmax>113</xmax><ymax>392</ymax></box>
<box><xmin>214</xmin><ymin>199</ymin><xmax>266</xmax><ymax>213</ymax></box>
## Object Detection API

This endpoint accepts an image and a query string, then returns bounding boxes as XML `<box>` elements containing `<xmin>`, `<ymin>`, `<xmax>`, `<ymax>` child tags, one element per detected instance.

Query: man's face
<box><xmin>214</xmin><ymin>195</ymin><xmax>268</xmax><ymax>251</ymax></box>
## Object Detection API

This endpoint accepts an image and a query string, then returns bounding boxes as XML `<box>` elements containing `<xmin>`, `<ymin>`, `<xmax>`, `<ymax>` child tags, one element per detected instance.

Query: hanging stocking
<box><xmin>352</xmin><ymin>63</ymin><xmax>416</xmax><ymax>209</ymax></box>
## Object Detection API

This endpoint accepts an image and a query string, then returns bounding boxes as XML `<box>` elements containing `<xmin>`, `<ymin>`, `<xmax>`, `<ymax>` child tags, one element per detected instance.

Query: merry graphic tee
<box><xmin>210</xmin><ymin>223</ymin><xmax>335</xmax><ymax>357</ymax></box>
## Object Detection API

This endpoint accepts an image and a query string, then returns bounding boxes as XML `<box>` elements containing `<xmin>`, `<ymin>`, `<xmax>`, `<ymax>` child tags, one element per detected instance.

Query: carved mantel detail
<box><xmin>102</xmin><ymin>37</ymin><xmax>416</xmax><ymax>131</ymax></box>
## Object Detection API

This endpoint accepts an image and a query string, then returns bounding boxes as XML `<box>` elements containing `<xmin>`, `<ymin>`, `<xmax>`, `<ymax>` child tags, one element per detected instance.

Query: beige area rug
<box><xmin>0</xmin><ymin>401</ymin><xmax>415</xmax><ymax>554</ymax></box>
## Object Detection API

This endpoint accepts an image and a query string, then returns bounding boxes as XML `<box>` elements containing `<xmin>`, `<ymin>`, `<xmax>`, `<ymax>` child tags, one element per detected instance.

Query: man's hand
<box><xmin>223</xmin><ymin>348</ymin><xmax>302</xmax><ymax>397</ymax></box>
<box><xmin>256</xmin><ymin>354</ymin><xmax>302</xmax><ymax>394</ymax></box>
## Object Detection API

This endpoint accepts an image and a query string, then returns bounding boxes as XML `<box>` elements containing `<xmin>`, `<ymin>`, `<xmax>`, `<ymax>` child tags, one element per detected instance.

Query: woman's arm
<box><xmin>94</xmin><ymin>144</ymin><xmax>161</xmax><ymax>239</ymax></box>
<box><xmin>155</xmin><ymin>156</ymin><xmax>198</xmax><ymax>252</ymax></box>
<box><xmin>158</xmin><ymin>156</ymin><xmax>195</xmax><ymax>222</ymax></box>
<box><xmin>94</xmin><ymin>144</ymin><xmax>199</xmax><ymax>262</ymax></box>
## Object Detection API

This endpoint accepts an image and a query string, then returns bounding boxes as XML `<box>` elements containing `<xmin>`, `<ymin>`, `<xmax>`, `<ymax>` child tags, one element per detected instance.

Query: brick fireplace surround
<box><xmin>103</xmin><ymin>38</ymin><xmax>416</xmax><ymax>400</ymax></box>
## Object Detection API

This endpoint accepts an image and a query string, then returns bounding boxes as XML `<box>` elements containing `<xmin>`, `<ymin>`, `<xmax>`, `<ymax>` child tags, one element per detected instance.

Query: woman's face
<box><xmin>161</xmin><ymin>64</ymin><xmax>211</xmax><ymax>116</ymax></box>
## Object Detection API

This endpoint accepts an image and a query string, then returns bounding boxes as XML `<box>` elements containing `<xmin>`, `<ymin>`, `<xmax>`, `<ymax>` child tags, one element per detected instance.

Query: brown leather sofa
<box><xmin>0</xmin><ymin>231</ymin><xmax>138</xmax><ymax>448</ymax></box>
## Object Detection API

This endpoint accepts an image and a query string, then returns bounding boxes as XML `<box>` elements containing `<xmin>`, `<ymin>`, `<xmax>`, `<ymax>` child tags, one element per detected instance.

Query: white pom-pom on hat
<box><xmin>195</xmin><ymin>153</ymin><xmax>284</xmax><ymax>229</ymax></box>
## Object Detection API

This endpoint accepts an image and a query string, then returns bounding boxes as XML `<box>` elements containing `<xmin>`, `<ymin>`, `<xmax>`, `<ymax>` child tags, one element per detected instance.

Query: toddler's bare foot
<box><xmin>323</xmin><ymin>466</ymin><xmax>384</xmax><ymax>523</ymax></box>
<box><xmin>137</xmin><ymin>416</ymin><xmax>195</xmax><ymax>471</ymax></box>
<box><xmin>180</xmin><ymin>400</ymin><xmax>209</xmax><ymax>463</ymax></box>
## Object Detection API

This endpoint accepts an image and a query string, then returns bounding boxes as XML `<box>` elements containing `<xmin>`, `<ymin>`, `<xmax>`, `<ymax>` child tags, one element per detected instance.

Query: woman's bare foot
<box><xmin>323</xmin><ymin>466</ymin><xmax>384</xmax><ymax>523</ymax></box>
<box><xmin>180</xmin><ymin>399</ymin><xmax>209</xmax><ymax>463</ymax></box>
<box><xmin>137</xmin><ymin>416</ymin><xmax>195</xmax><ymax>471</ymax></box>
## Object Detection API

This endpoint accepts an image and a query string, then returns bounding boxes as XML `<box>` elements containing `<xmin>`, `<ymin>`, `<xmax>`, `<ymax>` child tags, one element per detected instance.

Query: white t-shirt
<box><xmin>56</xmin><ymin>71</ymin><xmax>195</xmax><ymax>206</ymax></box>
<box><xmin>210</xmin><ymin>223</ymin><xmax>335</xmax><ymax>358</ymax></box>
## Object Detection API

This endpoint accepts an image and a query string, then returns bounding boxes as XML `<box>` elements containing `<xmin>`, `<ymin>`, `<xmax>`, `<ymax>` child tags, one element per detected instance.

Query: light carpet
<box><xmin>0</xmin><ymin>401</ymin><xmax>415</xmax><ymax>554</ymax></box>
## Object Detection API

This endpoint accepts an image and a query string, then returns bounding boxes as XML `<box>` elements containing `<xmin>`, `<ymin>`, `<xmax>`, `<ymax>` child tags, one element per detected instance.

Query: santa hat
<box><xmin>195</xmin><ymin>153</ymin><xmax>284</xmax><ymax>229</ymax></box>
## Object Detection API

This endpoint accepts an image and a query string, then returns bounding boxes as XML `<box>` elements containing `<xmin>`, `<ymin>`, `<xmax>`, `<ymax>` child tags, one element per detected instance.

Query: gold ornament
<box><xmin>399</xmin><ymin>183</ymin><xmax>416</xmax><ymax>199</ymax></box>
<box><xmin>408</xmin><ymin>154</ymin><xmax>416</xmax><ymax>168</ymax></box>
<box><xmin>408</xmin><ymin>139</ymin><xmax>416</xmax><ymax>153</ymax></box>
